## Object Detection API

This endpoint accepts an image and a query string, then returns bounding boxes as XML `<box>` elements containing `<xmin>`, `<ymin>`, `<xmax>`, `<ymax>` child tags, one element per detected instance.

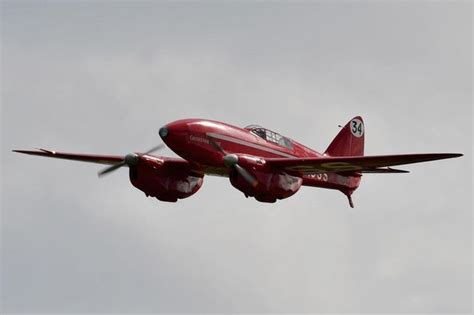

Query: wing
<box><xmin>13</xmin><ymin>148</ymin><xmax>124</xmax><ymax>165</ymax></box>
<box><xmin>265</xmin><ymin>153</ymin><xmax>463</xmax><ymax>174</ymax></box>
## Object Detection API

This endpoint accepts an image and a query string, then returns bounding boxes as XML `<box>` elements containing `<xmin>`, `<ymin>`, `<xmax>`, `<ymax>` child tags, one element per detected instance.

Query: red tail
<box><xmin>325</xmin><ymin>116</ymin><xmax>364</xmax><ymax>157</ymax></box>
<box><xmin>325</xmin><ymin>116</ymin><xmax>365</xmax><ymax>207</ymax></box>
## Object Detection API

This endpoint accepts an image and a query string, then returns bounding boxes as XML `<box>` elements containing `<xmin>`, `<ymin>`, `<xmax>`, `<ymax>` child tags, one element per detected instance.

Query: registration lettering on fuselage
<box><xmin>189</xmin><ymin>135</ymin><xmax>210</xmax><ymax>144</ymax></box>
<box><xmin>306</xmin><ymin>173</ymin><xmax>329</xmax><ymax>181</ymax></box>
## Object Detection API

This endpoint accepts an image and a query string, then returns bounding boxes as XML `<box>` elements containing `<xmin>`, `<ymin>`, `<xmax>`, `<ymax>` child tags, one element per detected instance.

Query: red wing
<box><xmin>265</xmin><ymin>153</ymin><xmax>463</xmax><ymax>174</ymax></box>
<box><xmin>13</xmin><ymin>148</ymin><xmax>124</xmax><ymax>165</ymax></box>
<box><xmin>13</xmin><ymin>148</ymin><xmax>203</xmax><ymax>177</ymax></box>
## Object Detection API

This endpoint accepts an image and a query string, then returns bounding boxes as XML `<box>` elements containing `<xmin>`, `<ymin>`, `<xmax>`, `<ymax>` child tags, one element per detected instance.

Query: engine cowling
<box><xmin>230</xmin><ymin>169</ymin><xmax>302</xmax><ymax>203</ymax></box>
<box><xmin>129</xmin><ymin>155</ymin><xmax>203</xmax><ymax>202</ymax></box>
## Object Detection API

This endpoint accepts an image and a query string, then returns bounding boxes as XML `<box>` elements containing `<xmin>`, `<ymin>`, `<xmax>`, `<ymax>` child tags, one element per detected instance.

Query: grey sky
<box><xmin>1</xmin><ymin>1</ymin><xmax>472</xmax><ymax>313</ymax></box>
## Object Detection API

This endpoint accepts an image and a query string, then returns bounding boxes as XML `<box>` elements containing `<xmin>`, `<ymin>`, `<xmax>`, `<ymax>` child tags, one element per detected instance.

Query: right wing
<box><xmin>13</xmin><ymin>148</ymin><xmax>201</xmax><ymax>176</ymax></box>
<box><xmin>12</xmin><ymin>148</ymin><xmax>124</xmax><ymax>165</ymax></box>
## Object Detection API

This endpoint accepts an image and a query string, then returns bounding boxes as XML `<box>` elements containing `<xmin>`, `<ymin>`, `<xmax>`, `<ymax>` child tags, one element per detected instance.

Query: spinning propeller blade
<box><xmin>143</xmin><ymin>144</ymin><xmax>164</xmax><ymax>155</ymax></box>
<box><xmin>234</xmin><ymin>163</ymin><xmax>258</xmax><ymax>187</ymax></box>
<box><xmin>98</xmin><ymin>144</ymin><xmax>164</xmax><ymax>177</ymax></box>
<box><xmin>208</xmin><ymin>137</ymin><xmax>226</xmax><ymax>155</ymax></box>
<box><xmin>208</xmin><ymin>136</ymin><xmax>258</xmax><ymax>187</ymax></box>
<box><xmin>98</xmin><ymin>161</ymin><xmax>127</xmax><ymax>177</ymax></box>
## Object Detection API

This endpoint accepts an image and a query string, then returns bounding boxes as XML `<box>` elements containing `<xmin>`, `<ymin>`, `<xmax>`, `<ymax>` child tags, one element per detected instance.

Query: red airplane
<box><xmin>14</xmin><ymin>116</ymin><xmax>462</xmax><ymax>207</ymax></box>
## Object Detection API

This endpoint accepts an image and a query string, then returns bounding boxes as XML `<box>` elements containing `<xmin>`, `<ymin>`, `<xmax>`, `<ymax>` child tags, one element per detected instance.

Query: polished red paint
<box><xmin>13</xmin><ymin>116</ymin><xmax>462</xmax><ymax>207</ymax></box>
<box><xmin>159</xmin><ymin>117</ymin><xmax>369</xmax><ymax>203</ymax></box>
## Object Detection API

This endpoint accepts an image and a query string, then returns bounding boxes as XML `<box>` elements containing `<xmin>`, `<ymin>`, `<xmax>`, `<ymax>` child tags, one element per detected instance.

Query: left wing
<box><xmin>265</xmin><ymin>153</ymin><xmax>463</xmax><ymax>174</ymax></box>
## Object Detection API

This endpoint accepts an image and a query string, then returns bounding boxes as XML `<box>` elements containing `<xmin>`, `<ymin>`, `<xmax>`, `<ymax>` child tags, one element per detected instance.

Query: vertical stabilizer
<box><xmin>325</xmin><ymin>116</ymin><xmax>365</xmax><ymax>207</ymax></box>
<box><xmin>325</xmin><ymin>116</ymin><xmax>364</xmax><ymax>157</ymax></box>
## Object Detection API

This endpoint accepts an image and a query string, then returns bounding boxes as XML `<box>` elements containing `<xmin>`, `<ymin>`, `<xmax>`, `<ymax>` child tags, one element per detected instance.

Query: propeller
<box><xmin>208</xmin><ymin>137</ymin><xmax>258</xmax><ymax>187</ymax></box>
<box><xmin>97</xmin><ymin>144</ymin><xmax>164</xmax><ymax>177</ymax></box>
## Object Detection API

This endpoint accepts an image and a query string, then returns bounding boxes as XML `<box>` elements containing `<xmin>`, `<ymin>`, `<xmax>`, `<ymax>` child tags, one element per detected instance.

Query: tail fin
<box><xmin>325</xmin><ymin>116</ymin><xmax>364</xmax><ymax>157</ymax></box>
<box><xmin>325</xmin><ymin>116</ymin><xmax>365</xmax><ymax>207</ymax></box>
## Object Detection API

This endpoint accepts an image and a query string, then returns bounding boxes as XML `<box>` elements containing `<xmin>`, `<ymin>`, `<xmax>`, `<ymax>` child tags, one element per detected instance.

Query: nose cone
<box><xmin>159</xmin><ymin>120</ymin><xmax>189</xmax><ymax>140</ymax></box>
<box><xmin>159</xmin><ymin>120</ymin><xmax>192</xmax><ymax>148</ymax></box>
<box><xmin>159</xmin><ymin>120</ymin><xmax>192</xmax><ymax>159</ymax></box>
<box><xmin>159</xmin><ymin>126</ymin><xmax>168</xmax><ymax>139</ymax></box>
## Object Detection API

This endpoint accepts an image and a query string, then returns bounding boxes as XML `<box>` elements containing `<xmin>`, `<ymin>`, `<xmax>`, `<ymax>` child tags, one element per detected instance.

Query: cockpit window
<box><xmin>244</xmin><ymin>125</ymin><xmax>293</xmax><ymax>150</ymax></box>
<box><xmin>253</xmin><ymin>128</ymin><xmax>266</xmax><ymax>139</ymax></box>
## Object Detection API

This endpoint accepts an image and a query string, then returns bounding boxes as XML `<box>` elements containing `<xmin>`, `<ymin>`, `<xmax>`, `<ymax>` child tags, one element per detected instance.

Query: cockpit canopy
<box><xmin>244</xmin><ymin>125</ymin><xmax>293</xmax><ymax>150</ymax></box>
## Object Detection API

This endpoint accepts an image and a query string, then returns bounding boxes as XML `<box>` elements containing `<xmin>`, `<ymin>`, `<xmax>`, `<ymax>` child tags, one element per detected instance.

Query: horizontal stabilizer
<box><xmin>336</xmin><ymin>168</ymin><xmax>409</xmax><ymax>176</ymax></box>
<box><xmin>360</xmin><ymin>167</ymin><xmax>409</xmax><ymax>174</ymax></box>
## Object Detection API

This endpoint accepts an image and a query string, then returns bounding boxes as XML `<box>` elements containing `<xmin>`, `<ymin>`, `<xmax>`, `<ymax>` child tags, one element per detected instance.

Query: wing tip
<box><xmin>12</xmin><ymin>149</ymin><xmax>33</xmax><ymax>154</ymax></box>
<box><xmin>12</xmin><ymin>148</ymin><xmax>56</xmax><ymax>155</ymax></box>
<box><xmin>438</xmin><ymin>153</ymin><xmax>463</xmax><ymax>160</ymax></box>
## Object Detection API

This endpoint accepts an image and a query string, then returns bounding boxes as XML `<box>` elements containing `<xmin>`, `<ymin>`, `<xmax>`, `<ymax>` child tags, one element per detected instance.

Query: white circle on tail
<box><xmin>350</xmin><ymin>118</ymin><xmax>364</xmax><ymax>137</ymax></box>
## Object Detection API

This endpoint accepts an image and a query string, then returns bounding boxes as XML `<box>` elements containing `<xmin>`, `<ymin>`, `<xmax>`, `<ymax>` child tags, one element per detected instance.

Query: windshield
<box><xmin>244</xmin><ymin>125</ymin><xmax>293</xmax><ymax>150</ymax></box>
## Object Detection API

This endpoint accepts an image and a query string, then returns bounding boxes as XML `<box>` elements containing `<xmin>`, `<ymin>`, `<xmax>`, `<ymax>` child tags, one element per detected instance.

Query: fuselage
<box><xmin>159</xmin><ymin>118</ymin><xmax>350</xmax><ymax>191</ymax></box>
<box><xmin>162</xmin><ymin>119</ymin><xmax>319</xmax><ymax>161</ymax></box>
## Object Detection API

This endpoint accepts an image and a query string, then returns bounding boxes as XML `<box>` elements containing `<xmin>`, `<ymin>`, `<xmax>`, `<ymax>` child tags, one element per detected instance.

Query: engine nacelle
<box><xmin>129</xmin><ymin>155</ymin><xmax>203</xmax><ymax>202</ymax></box>
<box><xmin>230</xmin><ymin>169</ymin><xmax>302</xmax><ymax>203</ymax></box>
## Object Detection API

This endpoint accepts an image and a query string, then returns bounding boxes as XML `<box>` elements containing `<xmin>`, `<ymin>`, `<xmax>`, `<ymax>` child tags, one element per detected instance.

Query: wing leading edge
<box><xmin>265</xmin><ymin>153</ymin><xmax>463</xmax><ymax>174</ymax></box>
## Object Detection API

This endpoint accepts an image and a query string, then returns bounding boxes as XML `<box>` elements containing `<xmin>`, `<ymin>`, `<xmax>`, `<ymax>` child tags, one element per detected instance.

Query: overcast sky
<box><xmin>1</xmin><ymin>1</ymin><xmax>472</xmax><ymax>313</ymax></box>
